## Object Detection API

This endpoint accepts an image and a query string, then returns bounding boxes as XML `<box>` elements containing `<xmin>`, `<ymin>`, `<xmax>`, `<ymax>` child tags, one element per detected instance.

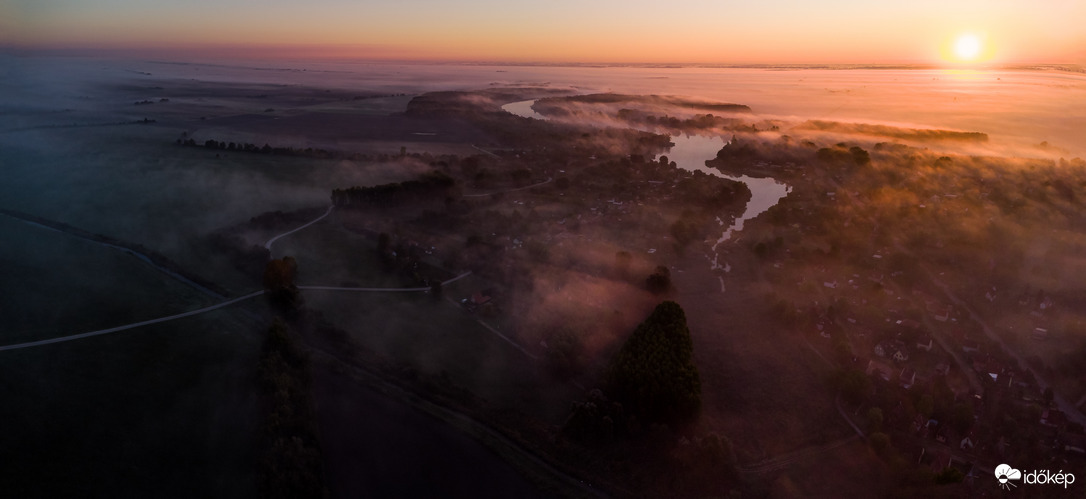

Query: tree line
<box><xmin>257</xmin><ymin>319</ymin><xmax>326</xmax><ymax>498</ymax></box>
<box><xmin>176</xmin><ymin>136</ymin><xmax>461</xmax><ymax>165</ymax></box>
<box><xmin>331</xmin><ymin>172</ymin><xmax>456</xmax><ymax>208</ymax></box>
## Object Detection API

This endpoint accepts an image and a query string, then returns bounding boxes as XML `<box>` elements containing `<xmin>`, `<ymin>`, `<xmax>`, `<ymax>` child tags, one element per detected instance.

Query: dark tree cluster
<box><xmin>180</xmin><ymin>138</ymin><xmax>343</xmax><ymax>158</ymax></box>
<box><xmin>535</xmin><ymin>93</ymin><xmax>751</xmax><ymax>114</ymax></box>
<box><xmin>799</xmin><ymin>120</ymin><xmax>988</xmax><ymax>142</ymax></box>
<box><xmin>669</xmin><ymin>219</ymin><xmax>699</xmax><ymax>251</ymax></box>
<box><xmin>375</xmin><ymin>232</ymin><xmax>448</xmax><ymax>289</ymax></box>
<box><xmin>543</xmin><ymin>327</ymin><xmax>587</xmax><ymax>379</ymax></box>
<box><xmin>330</xmin><ymin>172</ymin><xmax>456</xmax><ymax>208</ymax></box>
<box><xmin>646</xmin><ymin>265</ymin><xmax>673</xmax><ymax>295</ymax></box>
<box><xmin>816</xmin><ymin>144</ymin><xmax>871</xmax><ymax>167</ymax></box>
<box><xmin>177</xmin><ymin>136</ymin><xmax>464</xmax><ymax>166</ymax></box>
<box><xmin>707</xmin><ymin>135</ymin><xmax>818</xmax><ymax>174</ymax></box>
<box><xmin>713</xmin><ymin>136</ymin><xmax>761</xmax><ymax>164</ymax></box>
<box><xmin>564</xmin><ymin>302</ymin><xmax>702</xmax><ymax>446</ymax></box>
<box><xmin>257</xmin><ymin>319</ymin><xmax>326</xmax><ymax>499</ymax></box>
<box><xmin>564</xmin><ymin>389</ymin><xmax>623</xmax><ymax>443</ymax></box>
<box><xmin>607</xmin><ymin>301</ymin><xmax>701</xmax><ymax>427</ymax></box>
<box><xmin>616</xmin><ymin>109</ymin><xmax>748</xmax><ymax>132</ymax></box>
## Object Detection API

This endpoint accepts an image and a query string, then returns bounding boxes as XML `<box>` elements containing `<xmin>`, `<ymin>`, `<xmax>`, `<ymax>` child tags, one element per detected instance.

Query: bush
<box><xmin>869</xmin><ymin>432</ymin><xmax>891</xmax><ymax>457</ymax></box>
<box><xmin>646</xmin><ymin>265</ymin><xmax>672</xmax><ymax>294</ymax></box>
<box><xmin>934</xmin><ymin>466</ymin><xmax>964</xmax><ymax>485</ymax></box>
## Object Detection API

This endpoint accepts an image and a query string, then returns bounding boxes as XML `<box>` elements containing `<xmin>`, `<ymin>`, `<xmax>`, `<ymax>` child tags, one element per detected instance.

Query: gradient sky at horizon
<box><xmin>3</xmin><ymin>0</ymin><xmax>1084</xmax><ymax>64</ymax></box>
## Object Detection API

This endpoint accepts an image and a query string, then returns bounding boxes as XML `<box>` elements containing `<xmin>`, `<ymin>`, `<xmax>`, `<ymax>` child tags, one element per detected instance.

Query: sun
<box><xmin>954</xmin><ymin>34</ymin><xmax>982</xmax><ymax>61</ymax></box>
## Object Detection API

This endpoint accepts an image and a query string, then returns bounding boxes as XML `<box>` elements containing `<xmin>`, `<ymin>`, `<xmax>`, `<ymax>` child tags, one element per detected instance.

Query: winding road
<box><xmin>0</xmin><ymin>205</ymin><xmax>475</xmax><ymax>352</ymax></box>
<box><xmin>463</xmin><ymin>177</ymin><xmax>553</xmax><ymax>198</ymax></box>
<box><xmin>0</xmin><ymin>209</ymin><xmax>224</xmax><ymax>299</ymax></box>
<box><xmin>736</xmin><ymin>435</ymin><xmax>861</xmax><ymax>475</ymax></box>
<box><xmin>0</xmin><ymin>272</ymin><xmax>473</xmax><ymax>353</ymax></box>
<box><xmin>470</xmin><ymin>144</ymin><xmax>501</xmax><ymax>159</ymax></box>
<box><xmin>442</xmin><ymin>296</ymin><xmax>538</xmax><ymax>360</ymax></box>
<box><xmin>264</xmin><ymin>205</ymin><xmax>335</xmax><ymax>251</ymax></box>
<box><xmin>0</xmin><ymin>291</ymin><xmax>266</xmax><ymax>352</ymax></box>
<box><xmin>923</xmin><ymin>265</ymin><xmax>1086</xmax><ymax>427</ymax></box>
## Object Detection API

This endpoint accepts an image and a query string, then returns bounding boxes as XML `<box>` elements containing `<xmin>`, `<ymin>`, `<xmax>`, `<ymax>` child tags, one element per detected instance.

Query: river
<box><xmin>502</xmin><ymin>100</ymin><xmax>791</xmax><ymax>291</ymax></box>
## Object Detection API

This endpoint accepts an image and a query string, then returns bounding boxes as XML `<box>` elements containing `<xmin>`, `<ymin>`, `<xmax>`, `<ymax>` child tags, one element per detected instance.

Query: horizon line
<box><xmin>2</xmin><ymin>46</ymin><xmax>1083</xmax><ymax>73</ymax></box>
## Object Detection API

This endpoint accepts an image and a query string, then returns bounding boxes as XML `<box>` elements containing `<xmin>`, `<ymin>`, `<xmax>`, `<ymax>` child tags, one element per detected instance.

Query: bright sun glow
<box><xmin>954</xmin><ymin>34</ymin><xmax>982</xmax><ymax>60</ymax></box>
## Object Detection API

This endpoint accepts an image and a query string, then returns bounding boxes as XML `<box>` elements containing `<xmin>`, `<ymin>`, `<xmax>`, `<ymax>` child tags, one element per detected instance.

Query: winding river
<box><xmin>502</xmin><ymin>100</ymin><xmax>791</xmax><ymax>291</ymax></box>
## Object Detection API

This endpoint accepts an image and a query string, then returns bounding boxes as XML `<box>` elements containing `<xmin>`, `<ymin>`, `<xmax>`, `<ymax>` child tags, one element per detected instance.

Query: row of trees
<box><xmin>330</xmin><ymin>172</ymin><xmax>456</xmax><ymax>208</ymax></box>
<box><xmin>257</xmin><ymin>319</ymin><xmax>326</xmax><ymax>498</ymax></box>
<box><xmin>616</xmin><ymin>109</ymin><xmax>747</xmax><ymax>132</ymax></box>
<box><xmin>177</xmin><ymin>136</ymin><xmax>463</xmax><ymax>165</ymax></box>
<box><xmin>179</xmin><ymin>138</ymin><xmax>340</xmax><ymax>158</ymax></box>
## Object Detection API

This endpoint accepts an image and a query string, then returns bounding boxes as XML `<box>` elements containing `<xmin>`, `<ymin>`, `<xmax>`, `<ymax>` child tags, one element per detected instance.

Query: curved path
<box><xmin>463</xmin><ymin>178</ymin><xmax>552</xmax><ymax>198</ymax></box>
<box><xmin>0</xmin><ymin>272</ymin><xmax>472</xmax><ymax>353</ymax></box>
<box><xmin>301</xmin><ymin>285</ymin><xmax>431</xmax><ymax>293</ymax></box>
<box><xmin>470</xmin><ymin>144</ymin><xmax>501</xmax><ymax>159</ymax></box>
<box><xmin>0</xmin><ymin>291</ymin><xmax>266</xmax><ymax>352</ymax></box>
<box><xmin>300</xmin><ymin>270</ymin><xmax>473</xmax><ymax>293</ymax></box>
<box><xmin>307</xmin><ymin>348</ymin><xmax>606</xmax><ymax>498</ymax></box>
<box><xmin>737</xmin><ymin>435</ymin><xmax>860</xmax><ymax>475</ymax></box>
<box><xmin>264</xmin><ymin>205</ymin><xmax>335</xmax><ymax>251</ymax></box>
<box><xmin>0</xmin><ymin>210</ymin><xmax>224</xmax><ymax>299</ymax></box>
<box><xmin>442</xmin><ymin>296</ymin><xmax>538</xmax><ymax>360</ymax></box>
<box><xmin>923</xmin><ymin>265</ymin><xmax>1086</xmax><ymax>427</ymax></box>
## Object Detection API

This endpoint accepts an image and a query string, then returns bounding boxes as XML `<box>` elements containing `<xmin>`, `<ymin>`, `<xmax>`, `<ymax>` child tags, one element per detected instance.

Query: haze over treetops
<box><xmin>4</xmin><ymin>0</ymin><xmax>1084</xmax><ymax>65</ymax></box>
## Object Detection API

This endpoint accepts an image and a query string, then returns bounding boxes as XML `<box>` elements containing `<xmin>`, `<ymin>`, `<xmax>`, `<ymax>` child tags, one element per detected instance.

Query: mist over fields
<box><xmin>2</xmin><ymin>55</ymin><xmax>1085</xmax><ymax>497</ymax></box>
<box><xmin>5</xmin><ymin>57</ymin><xmax>1083</xmax><ymax>152</ymax></box>
<box><xmin>2</xmin><ymin>57</ymin><xmax>1081</xmax><ymax>256</ymax></box>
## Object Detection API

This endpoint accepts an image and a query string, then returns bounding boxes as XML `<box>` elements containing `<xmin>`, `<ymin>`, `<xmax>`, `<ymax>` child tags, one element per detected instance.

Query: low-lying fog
<box><xmin>5</xmin><ymin>56</ymin><xmax>1082</xmax><ymax>157</ymax></box>
<box><xmin>2</xmin><ymin>53</ymin><xmax>1084</xmax><ymax>497</ymax></box>
<box><xmin>2</xmin><ymin>54</ymin><xmax>1081</xmax><ymax>335</ymax></box>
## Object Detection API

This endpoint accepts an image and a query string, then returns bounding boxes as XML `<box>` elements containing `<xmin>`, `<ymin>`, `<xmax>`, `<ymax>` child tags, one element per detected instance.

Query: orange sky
<box><xmin>3</xmin><ymin>0</ymin><xmax>1084</xmax><ymax>64</ymax></box>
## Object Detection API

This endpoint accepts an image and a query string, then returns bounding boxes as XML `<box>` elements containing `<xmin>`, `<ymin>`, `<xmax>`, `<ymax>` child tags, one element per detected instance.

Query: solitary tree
<box><xmin>670</xmin><ymin>219</ymin><xmax>698</xmax><ymax>252</ymax></box>
<box><xmin>849</xmin><ymin>146</ymin><xmax>871</xmax><ymax>166</ymax></box>
<box><xmin>264</xmin><ymin>256</ymin><xmax>302</xmax><ymax>314</ymax></box>
<box><xmin>646</xmin><ymin>265</ymin><xmax>672</xmax><ymax>294</ymax></box>
<box><xmin>866</xmin><ymin>407</ymin><xmax>884</xmax><ymax>433</ymax></box>
<box><xmin>263</xmin><ymin>256</ymin><xmax>297</xmax><ymax>290</ymax></box>
<box><xmin>605</xmin><ymin>301</ymin><xmax>701</xmax><ymax>427</ymax></box>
